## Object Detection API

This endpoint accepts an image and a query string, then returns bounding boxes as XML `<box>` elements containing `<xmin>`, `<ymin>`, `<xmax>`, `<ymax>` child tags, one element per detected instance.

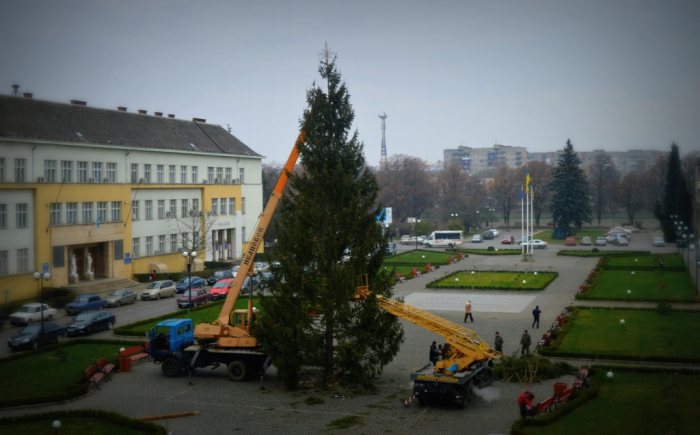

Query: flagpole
<box><xmin>530</xmin><ymin>189</ymin><xmax>534</xmax><ymax>254</ymax></box>
<box><xmin>521</xmin><ymin>187</ymin><xmax>524</xmax><ymax>255</ymax></box>
<box><xmin>526</xmin><ymin>184</ymin><xmax>529</xmax><ymax>254</ymax></box>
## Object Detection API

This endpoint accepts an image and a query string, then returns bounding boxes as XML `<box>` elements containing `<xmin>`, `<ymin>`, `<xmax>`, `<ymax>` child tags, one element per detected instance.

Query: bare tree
<box><xmin>616</xmin><ymin>172</ymin><xmax>646</xmax><ymax>225</ymax></box>
<box><xmin>587</xmin><ymin>154</ymin><xmax>620</xmax><ymax>226</ymax></box>
<box><xmin>436</xmin><ymin>162</ymin><xmax>469</xmax><ymax>227</ymax></box>
<box><xmin>524</xmin><ymin>161</ymin><xmax>554</xmax><ymax>226</ymax></box>
<box><xmin>681</xmin><ymin>151</ymin><xmax>699</xmax><ymax>225</ymax></box>
<box><xmin>643</xmin><ymin>155</ymin><xmax>668</xmax><ymax>219</ymax></box>
<box><xmin>168</xmin><ymin>207</ymin><xmax>220</xmax><ymax>257</ymax></box>
<box><xmin>376</xmin><ymin>154</ymin><xmax>435</xmax><ymax>223</ymax></box>
<box><xmin>490</xmin><ymin>166</ymin><xmax>519</xmax><ymax>225</ymax></box>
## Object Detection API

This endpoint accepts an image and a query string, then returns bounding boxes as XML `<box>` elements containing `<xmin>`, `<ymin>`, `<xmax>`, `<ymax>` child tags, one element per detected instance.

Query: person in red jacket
<box><xmin>517</xmin><ymin>391</ymin><xmax>535</xmax><ymax>418</ymax></box>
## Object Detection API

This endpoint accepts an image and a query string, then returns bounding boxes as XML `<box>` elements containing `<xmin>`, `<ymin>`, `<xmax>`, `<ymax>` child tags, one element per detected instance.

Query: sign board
<box><xmin>43</xmin><ymin>263</ymin><xmax>49</xmax><ymax>274</ymax></box>
<box><xmin>124</xmin><ymin>253</ymin><xmax>132</xmax><ymax>264</ymax></box>
<box><xmin>407</xmin><ymin>217</ymin><xmax>416</xmax><ymax>224</ymax></box>
<box><xmin>376</xmin><ymin>207</ymin><xmax>392</xmax><ymax>225</ymax></box>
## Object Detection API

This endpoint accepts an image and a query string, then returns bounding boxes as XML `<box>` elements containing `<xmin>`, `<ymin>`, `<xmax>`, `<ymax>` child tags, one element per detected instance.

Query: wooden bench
<box><xmin>554</xmin><ymin>385</ymin><xmax>576</xmax><ymax>408</ymax></box>
<box><xmin>573</xmin><ymin>362</ymin><xmax>592</xmax><ymax>389</ymax></box>
<box><xmin>537</xmin><ymin>332</ymin><xmax>552</xmax><ymax>350</ymax></box>
<box><xmin>396</xmin><ymin>274</ymin><xmax>406</xmax><ymax>283</ymax></box>
<box><xmin>96</xmin><ymin>356</ymin><xmax>116</xmax><ymax>378</ymax></box>
<box><xmin>529</xmin><ymin>396</ymin><xmax>555</xmax><ymax>418</ymax></box>
<box><xmin>120</xmin><ymin>344</ymin><xmax>150</xmax><ymax>362</ymax></box>
<box><xmin>411</xmin><ymin>268</ymin><xmax>422</xmax><ymax>278</ymax></box>
<box><xmin>84</xmin><ymin>356</ymin><xmax>115</xmax><ymax>390</ymax></box>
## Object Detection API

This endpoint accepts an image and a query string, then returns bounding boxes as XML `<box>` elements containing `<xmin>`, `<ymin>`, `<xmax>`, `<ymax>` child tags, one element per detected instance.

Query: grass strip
<box><xmin>0</xmin><ymin>410</ymin><xmax>166</xmax><ymax>435</ymax></box>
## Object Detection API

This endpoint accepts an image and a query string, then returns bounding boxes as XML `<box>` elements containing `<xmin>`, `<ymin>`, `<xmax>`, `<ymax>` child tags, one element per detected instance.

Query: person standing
<box><xmin>659</xmin><ymin>257</ymin><xmax>664</xmax><ymax>270</ymax></box>
<box><xmin>532</xmin><ymin>306</ymin><xmax>542</xmax><ymax>329</ymax></box>
<box><xmin>520</xmin><ymin>330</ymin><xmax>531</xmax><ymax>355</ymax></box>
<box><xmin>517</xmin><ymin>391</ymin><xmax>535</xmax><ymax>418</ymax></box>
<box><xmin>464</xmin><ymin>300</ymin><xmax>473</xmax><ymax>323</ymax></box>
<box><xmin>494</xmin><ymin>332</ymin><xmax>504</xmax><ymax>353</ymax></box>
<box><xmin>430</xmin><ymin>341</ymin><xmax>439</xmax><ymax>366</ymax></box>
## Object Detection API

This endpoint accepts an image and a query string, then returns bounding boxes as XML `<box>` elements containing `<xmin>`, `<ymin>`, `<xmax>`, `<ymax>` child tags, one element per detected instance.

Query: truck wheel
<box><xmin>418</xmin><ymin>394</ymin><xmax>430</xmax><ymax>407</ymax></box>
<box><xmin>227</xmin><ymin>360</ymin><xmax>248</xmax><ymax>382</ymax></box>
<box><xmin>162</xmin><ymin>357</ymin><xmax>183</xmax><ymax>377</ymax></box>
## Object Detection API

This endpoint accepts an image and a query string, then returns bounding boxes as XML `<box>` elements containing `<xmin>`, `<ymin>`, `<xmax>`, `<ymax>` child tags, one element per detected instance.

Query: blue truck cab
<box><xmin>148</xmin><ymin>318</ymin><xmax>195</xmax><ymax>357</ymax></box>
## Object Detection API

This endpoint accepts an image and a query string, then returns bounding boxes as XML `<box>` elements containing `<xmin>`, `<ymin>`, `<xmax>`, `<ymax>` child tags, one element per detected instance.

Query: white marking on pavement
<box><xmin>403</xmin><ymin>293</ymin><xmax>537</xmax><ymax>313</ymax></box>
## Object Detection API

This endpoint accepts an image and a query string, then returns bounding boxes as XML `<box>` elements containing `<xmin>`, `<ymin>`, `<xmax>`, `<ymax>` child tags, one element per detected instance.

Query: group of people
<box><xmin>461</xmin><ymin>301</ymin><xmax>542</xmax><ymax>355</ymax></box>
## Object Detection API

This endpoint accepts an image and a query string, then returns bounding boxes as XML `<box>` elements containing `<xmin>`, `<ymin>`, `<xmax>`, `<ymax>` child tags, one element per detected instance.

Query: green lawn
<box><xmin>586</xmin><ymin>270</ymin><xmax>695</xmax><ymax>302</ymax></box>
<box><xmin>534</xmin><ymin>229</ymin><xmax>605</xmax><ymax>244</ymax></box>
<box><xmin>556</xmin><ymin>310</ymin><xmax>700</xmax><ymax>360</ymax></box>
<box><xmin>0</xmin><ymin>418</ymin><xmax>153</xmax><ymax>435</ymax></box>
<box><xmin>606</xmin><ymin>253</ymin><xmax>686</xmax><ymax>269</ymax></box>
<box><xmin>429</xmin><ymin>271</ymin><xmax>556</xmax><ymax>290</ymax></box>
<box><xmin>383</xmin><ymin>250</ymin><xmax>455</xmax><ymax>264</ymax></box>
<box><xmin>0</xmin><ymin>343</ymin><xmax>122</xmax><ymax>402</ymax></box>
<box><xmin>522</xmin><ymin>372</ymin><xmax>700</xmax><ymax>435</ymax></box>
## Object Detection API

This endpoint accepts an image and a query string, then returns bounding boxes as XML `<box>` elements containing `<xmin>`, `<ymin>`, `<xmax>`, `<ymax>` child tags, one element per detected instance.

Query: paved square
<box><xmin>403</xmin><ymin>292</ymin><xmax>537</xmax><ymax>313</ymax></box>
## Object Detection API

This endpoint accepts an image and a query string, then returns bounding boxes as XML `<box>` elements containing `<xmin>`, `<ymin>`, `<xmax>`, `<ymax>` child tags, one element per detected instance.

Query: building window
<box><xmin>211</xmin><ymin>198</ymin><xmax>218</xmax><ymax>215</ymax></box>
<box><xmin>111</xmin><ymin>201</ymin><xmax>121</xmax><ymax>222</ymax></box>
<box><xmin>131</xmin><ymin>164</ymin><xmax>138</xmax><ymax>183</ymax></box>
<box><xmin>157</xmin><ymin>165</ymin><xmax>164</xmax><ymax>183</ymax></box>
<box><xmin>242</xmin><ymin>227</ymin><xmax>246</xmax><ymax>242</ymax></box>
<box><xmin>182</xmin><ymin>232</ymin><xmax>188</xmax><ymax>250</ymax></box>
<box><xmin>158</xmin><ymin>200</ymin><xmax>165</xmax><ymax>219</ymax></box>
<box><xmin>144</xmin><ymin>164</ymin><xmax>151</xmax><ymax>183</ymax></box>
<box><xmin>92</xmin><ymin>162</ymin><xmax>103</xmax><ymax>182</ymax></box>
<box><xmin>50</xmin><ymin>203</ymin><xmax>61</xmax><ymax>225</ymax></box>
<box><xmin>169</xmin><ymin>200</ymin><xmax>177</xmax><ymax>217</ymax></box>
<box><xmin>78</xmin><ymin>162</ymin><xmax>88</xmax><ymax>183</ymax></box>
<box><xmin>61</xmin><ymin>161</ymin><xmax>72</xmax><ymax>182</ymax></box>
<box><xmin>107</xmin><ymin>163</ymin><xmax>117</xmax><ymax>182</ymax></box>
<box><xmin>145</xmin><ymin>200</ymin><xmax>153</xmax><ymax>220</ymax></box>
<box><xmin>146</xmin><ymin>236</ymin><xmax>153</xmax><ymax>256</ymax></box>
<box><xmin>67</xmin><ymin>203</ymin><xmax>78</xmax><ymax>224</ymax></box>
<box><xmin>132</xmin><ymin>238</ymin><xmax>140</xmax><ymax>258</ymax></box>
<box><xmin>16</xmin><ymin>204</ymin><xmax>28</xmax><ymax>228</ymax></box>
<box><xmin>207</xmin><ymin>167</ymin><xmax>214</xmax><ymax>183</ymax></box>
<box><xmin>239</xmin><ymin>168</ymin><xmax>245</xmax><ymax>184</ymax></box>
<box><xmin>0</xmin><ymin>204</ymin><xmax>6</xmax><ymax>228</ymax></box>
<box><xmin>44</xmin><ymin>160</ymin><xmax>56</xmax><ymax>182</ymax></box>
<box><xmin>17</xmin><ymin>248</ymin><xmax>29</xmax><ymax>273</ymax></box>
<box><xmin>229</xmin><ymin>198</ymin><xmax>235</xmax><ymax>214</ymax></box>
<box><xmin>15</xmin><ymin>159</ymin><xmax>26</xmax><ymax>182</ymax></box>
<box><xmin>191</xmin><ymin>166</ymin><xmax>198</xmax><ymax>184</ymax></box>
<box><xmin>0</xmin><ymin>251</ymin><xmax>7</xmax><ymax>276</ymax></box>
<box><xmin>192</xmin><ymin>199</ymin><xmax>199</xmax><ymax>213</ymax></box>
<box><xmin>169</xmin><ymin>165</ymin><xmax>176</xmax><ymax>183</ymax></box>
<box><xmin>82</xmin><ymin>202</ymin><xmax>93</xmax><ymax>223</ymax></box>
<box><xmin>225</xmin><ymin>168</ymin><xmax>232</xmax><ymax>183</ymax></box>
<box><xmin>216</xmin><ymin>167</ymin><xmax>223</xmax><ymax>183</ymax></box>
<box><xmin>0</xmin><ymin>158</ymin><xmax>4</xmax><ymax>181</ymax></box>
<box><xmin>181</xmin><ymin>199</ymin><xmax>188</xmax><ymax>217</ymax></box>
<box><xmin>158</xmin><ymin>235</ymin><xmax>166</xmax><ymax>254</ymax></box>
<box><xmin>170</xmin><ymin>234</ymin><xmax>178</xmax><ymax>252</ymax></box>
<box><xmin>132</xmin><ymin>201</ymin><xmax>140</xmax><ymax>221</ymax></box>
<box><xmin>220</xmin><ymin>198</ymin><xmax>227</xmax><ymax>215</ymax></box>
<box><xmin>181</xmin><ymin>166</ymin><xmax>187</xmax><ymax>184</ymax></box>
<box><xmin>97</xmin><ymin>202</ymin><xmax>107</xmax><ymax>223</ymax></box>
<box><xmin>241</xmin><ymin>197</ymin><xmax>246</xmax><ymax>214</ymax></box>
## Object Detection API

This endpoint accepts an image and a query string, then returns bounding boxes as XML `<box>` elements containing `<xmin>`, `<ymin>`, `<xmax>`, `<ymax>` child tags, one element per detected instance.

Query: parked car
<box><xmin>207</xmin><ymin>270</ymin><xmax>235</xmax><ymax>286</ymax></box>
<box><xmin>472</xmin><ymin>234</ymin><xmax>483</xmax><ymax>243</ymax></box>
<box><xmin>609</xmin><ymin>227</ymin><xmax>632</xmax><ymax>235</ymax></box>
<box><xmin>210</xmin><ymin>278</ymin><xmax>235</xmax><ymax>300</ymax></box>
<box><xmin>594</xmin><ymin>237</ymin><xmax>607</xmax><ymax>246</ymax></box>
<box><xmin>402</xmin><ymin>236</ymin><xmax>424</xmax><ymax>245</ymax></box>
<box><xmin>65</xmin><ymin>295</ymin><xmax>109</xmax><ymax>316</ymax></box>
<box><xmin>482</xmin><ymin>231</ymin><xmax>495</xmax><ymax>240</ymax></box>
<box><xmin>653</xmin><ymin>237</ymin><xmax>665</xmax><ymax>247</ymax></box>
<box><xmin>606</xmin><ymin>233</ymin><xmax>629</xmax><ymax>244</ymax></box>
<box><xmin>9</xmin><ymin>303</ymin><xmax>58</xmax><ymax>326</ymax></box>
<box><xmin>8</xmin><ymin>322</ymin><xmax>66</xmax><ymax>351</ymax></box>
<box><xmin>612</xmin><ymin>235</ymin><xmax>629</xmax><ymax>246</ymax></box>
<box><xmin>105</xmin><ymin>288</ymin><xmax>138</xmax><ymax>307</ymax></box>
<box><xmin>501</xmin><ymin>236</ymin><xmax>515</xmax><ymax>244</ymax></box>
<box><xmin>66</xmin><ymin>311</ymin><xmax>116</xmax><ymax>335</ymax></box>
<box><xmin>176</xmin><ymin>276</ymin><xmax>206</xmax><ymax>293</ymax></box>
<box><xmin>580</xmin><ymin>236</ymin><xmax>592</xmax><ymax>246</ymax></box>
<box><xmin>400</xmin><ymin>235</ymin><xmax>410</xmax><ymax>244</ymax></box>
<box><xmin>258</xmin><ymin>272</ymin><xmax>274</xmax><ymax>291</ymax></box>
<box><xmin>564</xmin><ymin>236</ymin><xmax>577</xmax><ymax>246</ymax></box>
<box><xmin>385</xmin><ymin>242</ymin><xmax>398</xmax><ymax>256</ymax></box>
<box><xmin>254</xmin><ymin>262</ymin><xmax>269</xmax><ymax>273</ymax></box>
<box><xmin>517</xmin><ymin>236</ymin><xmax>532</xmax><ymax>245</ymax></box>
<box><xmin>524</xmin><ymin>239</ymin><xmax>548</xmax><ymax>249</ymax></box>
<box><xmin>177</xmin><ymin>289</ymin><xmax>213</xmax><ymax>309</ymax></box>
<box><xmin>676</xmin><ymin>238</ymin><xmax>689</xmax><ymax>248</ymax></box>
<box><xmin>489</xmin><ymin>229</ymin><xmax>500</xmax><ymax>237</ymax></box>
<box><xmin>240</xmin><ymin>276</ymin><xmax>262</xmax><ymax>295</ymax></box>
<box><xmin>140</xmin><ymin>280</ymin><xmax>177</xmax><ymax>301</ymax></box>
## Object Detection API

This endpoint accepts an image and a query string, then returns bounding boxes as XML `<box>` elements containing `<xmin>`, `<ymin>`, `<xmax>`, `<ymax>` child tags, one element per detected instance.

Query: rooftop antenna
<box><xmin>11</xmin><ymin>85</ymin><xmax>20</xmax><ymax>96</ymax></box>
<box><xmin>379</xmin><ymin>112</ymin><xmax>388</xmax><ymax>166</ymax></box>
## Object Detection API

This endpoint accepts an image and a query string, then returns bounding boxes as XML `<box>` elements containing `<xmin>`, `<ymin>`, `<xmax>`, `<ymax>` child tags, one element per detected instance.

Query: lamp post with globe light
<box><xmin>32</xmin><ymin>270</ymin><xmax>51</xmax><ymax>351</ymax></box>
<box><xmin>182</xmin><ymin>250</ymin><xmax>197</xmax><ymax>313</ymax></box>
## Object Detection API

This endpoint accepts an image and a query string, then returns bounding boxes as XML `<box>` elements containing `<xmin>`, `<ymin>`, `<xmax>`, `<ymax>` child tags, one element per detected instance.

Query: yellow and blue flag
<box><xmin>525</xmin><ymin>167</ymin><xmax>531</xmax><ymax>193</ymax></box>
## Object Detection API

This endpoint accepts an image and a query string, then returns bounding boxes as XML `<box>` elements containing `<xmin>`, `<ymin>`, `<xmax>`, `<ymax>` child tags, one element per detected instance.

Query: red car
<box><xmin>177</xmin><ymin>288</ymin><xmax>213</xmax><ymax>309</ymax></box>
<box><xmin>209</xmin><ymin>278</ymin><xmax>234</xmax><ymax>301</ymax></box>
<box><xmin>565</xmin><ymin>236</ymin><xmax>577</xmax><ymax>246</ymax></box>
<box><xmin>501</xmin><ymin>236</ymin><xmax>515</xmax><ymax>244</ymax></box>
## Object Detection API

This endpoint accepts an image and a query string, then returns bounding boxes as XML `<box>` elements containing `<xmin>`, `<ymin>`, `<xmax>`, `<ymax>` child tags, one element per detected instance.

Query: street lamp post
<box><xmin>32</xmin><ymin>271</ymin><xmax>51</xmax><ymax>351</ymax></box>
<box><xmin>182</xmin><ymin>250</ymin><xmax>197</xmax><ymax>313</ymax></box>
<box><xmin>451</xmin><ymin>213</ymin><xmax>458</xmax><ymax>229</ymax></box>
<box><xmin>415</xmin><ymin>219</ymin><xmax>421</xmax><ymax>250</ymax></box>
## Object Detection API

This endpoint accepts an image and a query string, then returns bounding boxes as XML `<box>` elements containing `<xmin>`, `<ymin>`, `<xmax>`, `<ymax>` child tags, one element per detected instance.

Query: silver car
<box><xmin>105</xmin><ymin>288</ymin><xmax>138</xmax><ymax>307</ymax></box>
<box><xmin>140</xmin><ymin>280</ymin><xmax>177</xmax><ymax>300</ymax></box>
<box><xmin>612</xmin><ymin>235</ymin><xmax>629</xmax><ymax>246</ymax></box>
<box><xmin>653</xmin><ymin>237</ymin><xmax>665</xmax><ymax>247</ymax></box>
<box><xmin>594</xmin><ymin>237</ymin><xmax>607</xmax><ymax>246</ymax></box>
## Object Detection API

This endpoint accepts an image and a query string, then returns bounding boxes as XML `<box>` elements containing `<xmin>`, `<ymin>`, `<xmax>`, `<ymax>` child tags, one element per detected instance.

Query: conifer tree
<box><xmin>661</xmin><ymin>143</ymin><xmax>692</xmax><ymax>241</ymax></box>
<box><xmin>255</xmin><ymin>52</ymin><xmax>404</xmax><ymax>389</ymax></box>
<box><xmin>549</xmin><ymin>140</ymin><xmax>591</xmax><ymax>234</ymax></box>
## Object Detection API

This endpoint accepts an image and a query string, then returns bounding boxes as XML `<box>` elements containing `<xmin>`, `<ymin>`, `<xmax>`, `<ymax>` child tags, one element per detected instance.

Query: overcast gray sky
<box><xmin>2</xmin><ymin>0</ymin><xmax>698</xmax><ymax>166</ymax></box>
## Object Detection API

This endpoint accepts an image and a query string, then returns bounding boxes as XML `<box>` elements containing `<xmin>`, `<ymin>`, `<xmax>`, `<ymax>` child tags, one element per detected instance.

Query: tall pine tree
<box><xmin>255</xmin><ymin>53</ymin><xmax>404</xmax><ymax>389</ymax></box>
<box><xmin>549</xmin><ymin>140</ymin><xmax>591</xmax><ymax>235</ymax></box>
<box><xmin>661</xmin><ymin>143</ymin><xmax>692</xmax><ymax>242</ymax></box>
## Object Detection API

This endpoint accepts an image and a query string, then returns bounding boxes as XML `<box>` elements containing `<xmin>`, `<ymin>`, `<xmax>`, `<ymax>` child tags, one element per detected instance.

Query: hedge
<box><xmin>455</xmin><ymin>249</ymin><xmax>521</xmax><ymax>255</ymax></box>
<box><xmin>425</xmin><ymin>270</ymin><xmax>558</xmax><ymax>291</ymax></box>
<box><xmin>557</xmin><ymin>250</ymin><xmax>651</xmax><ymax>257</ymax></box>
<box><xmin>0</xmin><ymin>410</ymin><xmax>166</xmax><ymax>434</ymax></box>
<box><xmin>114</xmin><ymin>299</ymin><xmax>225</xmax><ymax>336</ymax></box>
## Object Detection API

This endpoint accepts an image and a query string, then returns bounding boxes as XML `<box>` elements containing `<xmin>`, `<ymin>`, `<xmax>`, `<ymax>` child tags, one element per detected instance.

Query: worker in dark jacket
<box><xmin>494</xmin><ymin>332</ymin><xmax>504</xmax><ymax>353</ymax></box>
<box><xmin>430</xmin><ymin>341</ymin><xmax>439</xmax><ymax>366</ymax></box>
<box><xmin>532</xmin><ymin>306</ymin><xmax>542</xmax><ymax>328</ymax></box>
<box><xmin>518</xmin><ymin>391</ymin><xmax>535</xmax><ymax>417</ymax></box>
<box><xmin>520</xmin><ymin>330</ymin><xmax>532</xmax><ymax>355</ymax></box>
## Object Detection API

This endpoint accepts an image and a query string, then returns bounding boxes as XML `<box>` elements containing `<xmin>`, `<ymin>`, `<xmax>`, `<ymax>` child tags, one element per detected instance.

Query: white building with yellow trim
<box><xmin>0</xmin><ymin>94</ymin><xmax>262</xmax><ymax>303</ymax></box>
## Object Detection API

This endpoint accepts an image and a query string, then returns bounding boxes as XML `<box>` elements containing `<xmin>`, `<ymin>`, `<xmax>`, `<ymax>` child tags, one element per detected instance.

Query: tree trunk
<box><xmin>325</xmin><ymin>311</ymin><xmax>335</xmax><ymax>384</ymax></box>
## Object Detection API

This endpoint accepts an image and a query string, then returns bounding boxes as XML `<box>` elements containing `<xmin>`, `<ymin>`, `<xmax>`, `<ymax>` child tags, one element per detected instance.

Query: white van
<box><xmin>422</xmin><ymin>231</ymin><xmax>463</xmax><ymax>248</ymax></box>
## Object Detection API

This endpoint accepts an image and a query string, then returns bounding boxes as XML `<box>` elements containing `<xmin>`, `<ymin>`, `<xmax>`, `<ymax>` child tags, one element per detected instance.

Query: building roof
<box><xmin>0</xmin><ymin>95</ymin><xmax>260</xmax><ymax>157</ymax></box>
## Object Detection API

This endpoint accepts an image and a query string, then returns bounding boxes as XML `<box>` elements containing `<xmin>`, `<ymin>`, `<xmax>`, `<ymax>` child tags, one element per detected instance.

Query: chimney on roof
<box><xmin>70</xmin><ymin>100</ymin><xmax>87</xmax><ymax>106</ymax></box>
<box><xmin>138</xmin><ymin>110</ymin><xmax>147</xmax><ymax>115</ymax></box>
<box><xmin>154</xmin><ymin>112</ymin><xmax>163</xmax><ymax>117</ymax></box>
<box><xmin>168</xmin><ymin>114</ymin><xmax>175</xmax><ymax>118</ymax></box>
<box><xmin>22</xmin><ymin>93</ymin><xmax>33</xmax><ymax>99</ymax></box>
<box><xmin>193</xmin><ymin>118</ymin><xmax>206</xmax><ymax>123</ymax></box>
<box><xmin>117</xmin><ymin>106</ymin><xmax>127</xmax><ymax>112</ymax></box>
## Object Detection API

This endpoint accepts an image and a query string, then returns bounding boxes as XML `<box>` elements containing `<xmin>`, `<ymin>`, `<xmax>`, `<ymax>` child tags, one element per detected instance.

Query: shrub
<box><xmin>487</xmin><ymin>246</ymin><xmax>495</xmax><ymax>251</ymax></box>
<box><xmin>657</xmin><ymin>300</ymin><xmax>673</xmax><ymax>315</ymax></box>
<box><xmin>592</xmin><ymin>247</ymin><xmax>599</xmax><ymax>253</ymax></box>
<box><xmin>494</xmin><ymin>353</ymin><xmax>575</xmax><ymax>384</ymax></box>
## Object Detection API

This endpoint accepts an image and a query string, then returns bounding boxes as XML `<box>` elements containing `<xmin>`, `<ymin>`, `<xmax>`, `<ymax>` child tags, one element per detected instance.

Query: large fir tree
<box><xmin>549</xmin><ymin>140</ymin><xmax>591</xmax><ymax>234</ymax></box>
<box><xmin>255</xmin><ymin>53</ymin><xmax>404</xmax><ymax>389</ymax></box>
<box><xmin>661</xmin><ymin>143</ymin><xmax>692</xmax><ymax>241</ymax></box>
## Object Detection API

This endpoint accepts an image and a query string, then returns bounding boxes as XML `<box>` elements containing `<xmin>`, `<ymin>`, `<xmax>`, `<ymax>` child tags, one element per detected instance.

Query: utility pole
<box><xmin>379</xmin><ymin>113</ymin><xmax>388</xmax><ymax>166</ymax></box>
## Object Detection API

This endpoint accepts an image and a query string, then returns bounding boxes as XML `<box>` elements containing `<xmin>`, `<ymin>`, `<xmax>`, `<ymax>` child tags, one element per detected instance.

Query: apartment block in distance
<box><xmin>444</xmin><ymin>144</ymin><xmax>526</xmax><ymax>175</ymax></box>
